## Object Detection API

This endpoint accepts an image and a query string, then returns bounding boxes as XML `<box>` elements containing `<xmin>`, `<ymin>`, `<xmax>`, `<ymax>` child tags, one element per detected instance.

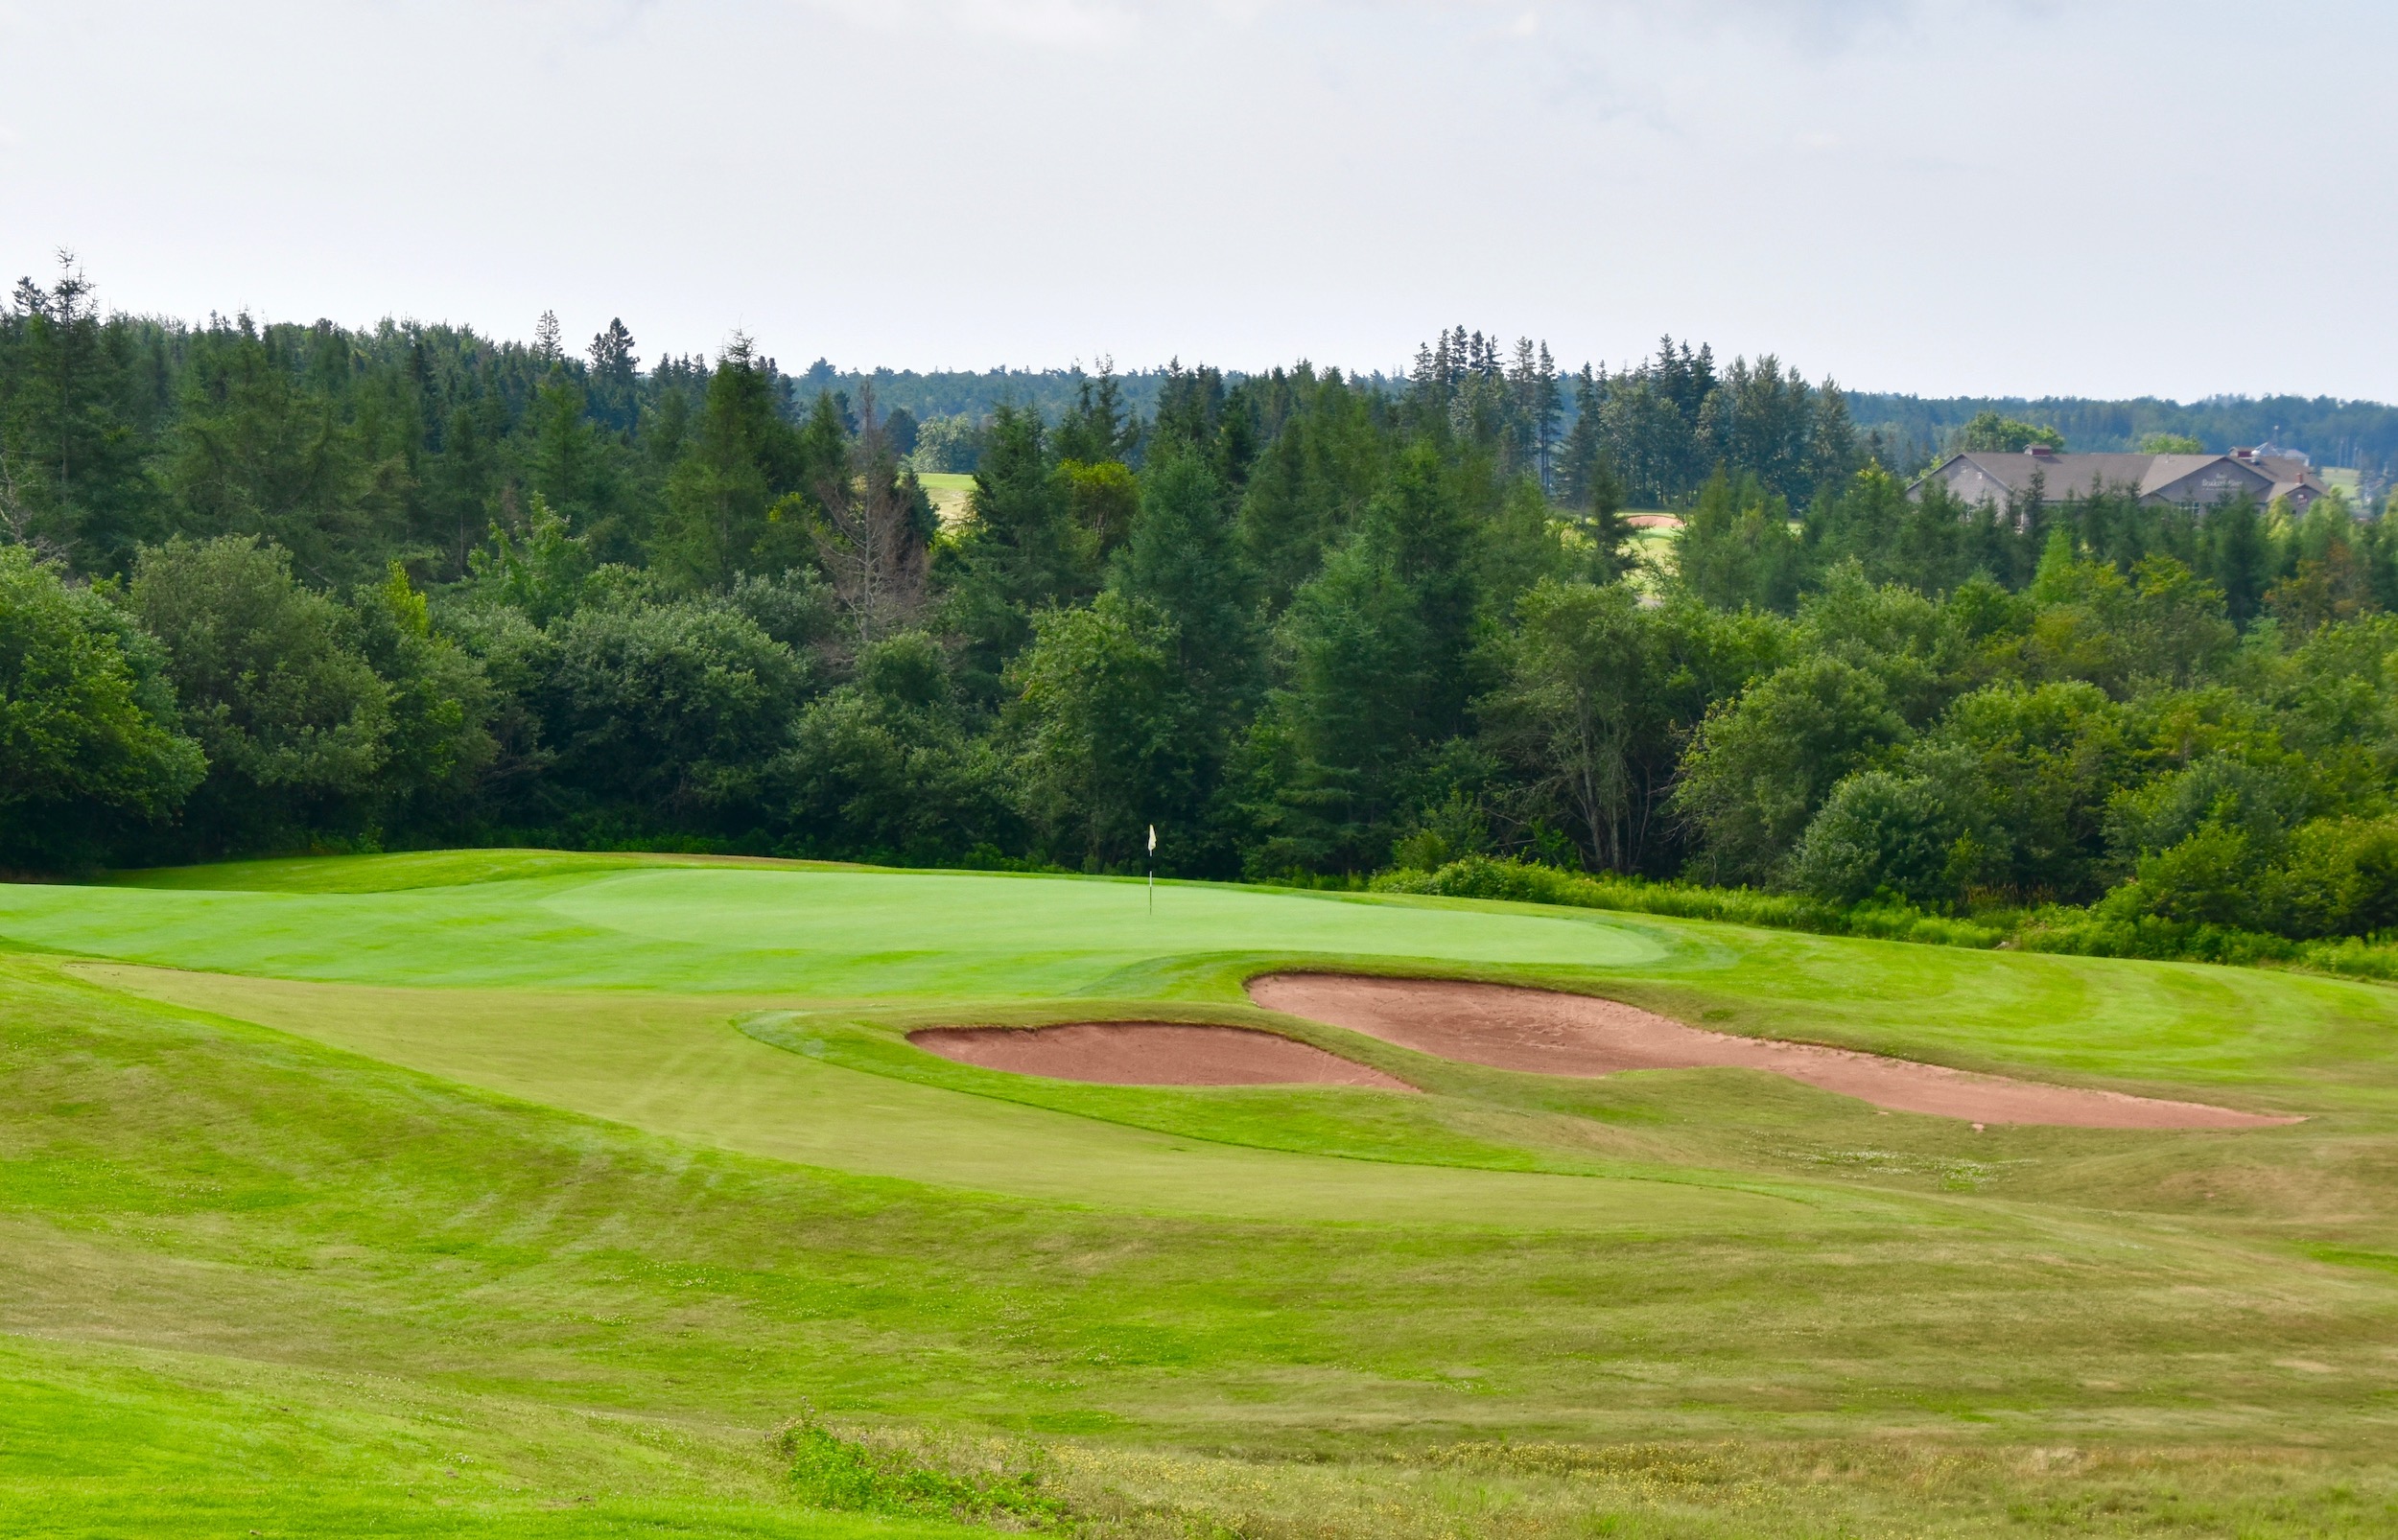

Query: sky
<box><xmin>2</xmin><ymin>1</ymin><xmax>2391</xmax><ymax>401</ymax></box>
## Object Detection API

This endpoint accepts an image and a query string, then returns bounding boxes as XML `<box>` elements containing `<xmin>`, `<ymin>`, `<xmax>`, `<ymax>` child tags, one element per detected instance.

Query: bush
<box><xmin>0</xmin><ymin>545</ymin><xmax>206</xmax><ymax>867</ymax></box>
<box><xmin>1791</xmin><ymin>768</ymin><xmax>1974</xmax><ymax>907</ymax></box>
<box><xmin>531</xmin><ymin>596</ymin><xmax>807</xmax><ymax>825</ymax></box>
<box><xmin>2279</xmin><ymin>816</ymin><xmax>2398</xmax><ymax>938</ymax></box>
<box><xmin>128</xmin><ymin>535</ymin><xmax>397</xmax><ymax>854</ymax></box>
<box><xmin>2010</xmin><ymin>905</ymin><xmax>2301</xmax><ymax>967</ymax></box>
<box><xmin>1379</xmin><ymin>852</ymin><xmax>2398</xmax><ymax>976</ymax></box>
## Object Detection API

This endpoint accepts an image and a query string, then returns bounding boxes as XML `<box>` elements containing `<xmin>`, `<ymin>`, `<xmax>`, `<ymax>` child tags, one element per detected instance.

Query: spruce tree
<box><xmin>586</xmin><ymin>318</ymin><xmax>639</xmax><ymax>432</ymax></box>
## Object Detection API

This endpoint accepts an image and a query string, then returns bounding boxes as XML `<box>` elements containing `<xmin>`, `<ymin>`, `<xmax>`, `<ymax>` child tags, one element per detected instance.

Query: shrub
<box><xmin>1791</xmin><ymin>768</ymin><xmax>1972</xmax><ymax>907</ymax></box>
<box><xmin>0</xmin><ymin>545</ymin><xmax>206</xmax><ymax>867</ymax></box>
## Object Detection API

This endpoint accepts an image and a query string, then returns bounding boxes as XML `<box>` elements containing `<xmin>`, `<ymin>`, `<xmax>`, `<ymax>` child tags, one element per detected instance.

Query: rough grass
<box><xmin>6</xmin><ymin>852</ymin><xmax>2398</xmax><ymax>1534</ymax></box>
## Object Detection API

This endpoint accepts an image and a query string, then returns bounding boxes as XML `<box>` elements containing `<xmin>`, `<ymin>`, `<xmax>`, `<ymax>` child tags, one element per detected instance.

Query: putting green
<box><xmin>0</xmin><ymin>866</ymin><xmax>1661</xmax><ymax>994</ymax></box>
<box><xmin>548</xmin><ymin>868</ymin><xmax>1661</xmax><ymax>970</ymax></box>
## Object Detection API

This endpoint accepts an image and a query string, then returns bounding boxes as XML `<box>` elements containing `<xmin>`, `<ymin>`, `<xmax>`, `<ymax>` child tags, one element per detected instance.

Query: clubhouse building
<box><xmin>1908</xmin><ymin>445</ymin><xmax>2332</xmax><ymax>517</ymax></box>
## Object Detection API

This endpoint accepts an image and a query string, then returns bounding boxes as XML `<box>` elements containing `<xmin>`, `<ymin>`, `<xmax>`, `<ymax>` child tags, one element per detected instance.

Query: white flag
<box><xmin>1147</xmin><ymin>825</ymin><xmax>1157</xmax><ymax>852</ymax></box>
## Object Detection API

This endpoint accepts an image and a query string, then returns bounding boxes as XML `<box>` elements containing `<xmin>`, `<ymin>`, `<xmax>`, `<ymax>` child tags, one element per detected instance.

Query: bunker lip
<box><xmin>907</xmin><ymin>1022</ymin><xmax>1416</xmax><ymax>1090</ymax></box>
<box><xmin>1246</xmin><ymin>973</ymin><xmax>2302</xmax><ymax>1130</ymax></box>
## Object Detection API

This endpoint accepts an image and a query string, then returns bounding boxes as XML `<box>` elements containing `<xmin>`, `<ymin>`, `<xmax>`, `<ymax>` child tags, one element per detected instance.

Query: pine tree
<box><xmin>586</xmin><ymin>318</ymin><xmax>639</xmax><ymax>433</ymax></box>
<box><xmin>941</xmin><ymin>405</ymin><xmax>1085</xmax><ymax>700</ymax></box>
<box><xmin>0</xmin><ymin>255</ymin><xmax>148</xmax><ymax>568</ymax></box>
<box><xmin>651</xmin><ymin>336</ymin><xmax>802</xmax><ymax>590</ymax></box>
<box><xmin>1053</xmin><ymin>358</ymin><xmax>1140</xmax><ymax>465</ymax></box>
<box><xmin>1534</xmin><ymin>341</ymin><xmax>1561</xmax><ymax>495</ymax></box>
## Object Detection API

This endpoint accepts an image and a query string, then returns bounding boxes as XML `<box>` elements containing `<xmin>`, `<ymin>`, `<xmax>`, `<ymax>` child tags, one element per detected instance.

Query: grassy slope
<box><xmin>7</xmin><ymin>852</ymin><xmax>2398</xmax><ymax>1534</ymax></box>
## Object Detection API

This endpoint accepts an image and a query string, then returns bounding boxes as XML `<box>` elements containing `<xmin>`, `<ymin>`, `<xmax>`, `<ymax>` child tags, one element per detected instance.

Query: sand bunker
<box><xmin>1247</xmin><ymin>974</ymin><xmax>2298</xmax><ymax>1129</ymax></box>
<box><xmin>908</xmin><ymin>1022</ymin><xmax>1414</xmax><ymax>1089</ymax></box>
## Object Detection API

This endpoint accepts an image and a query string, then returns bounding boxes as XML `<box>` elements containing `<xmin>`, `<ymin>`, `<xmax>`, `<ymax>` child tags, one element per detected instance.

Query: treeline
<box><xmin>1496</xmin><ymin>481</ymin><xmax>2398</xmax><ymax>969</ymax></box>
<box><xmin>11</xmin><ymin>264</ymin><xmax>2398</xmax><ymax>974</ymax></box>
<box><xmin>880</xmin><ymin>327</ymin><xmax>1865</xmax><ymax>511</ymax></box>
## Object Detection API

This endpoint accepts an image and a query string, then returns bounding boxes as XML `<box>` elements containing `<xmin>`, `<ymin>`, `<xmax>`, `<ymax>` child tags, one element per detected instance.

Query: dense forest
<box><xmin>11</xmin><ymin>260</ymin><xmax>2398</xmax><ymax>973</ymax></box>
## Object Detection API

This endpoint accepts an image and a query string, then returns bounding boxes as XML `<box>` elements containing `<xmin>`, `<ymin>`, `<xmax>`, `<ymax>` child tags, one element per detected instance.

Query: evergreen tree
<box><xmin>586</xmin><ymin>318</ymin><xmax>640</xmax><ymax>432</ymax></box>
<box><xmin>1052</xmin><ymin>360</ymin><xmax>1140</xmax><ymax>464</ymax></box>
<box><xmin>2206</xmin><ymin>496</ymin><xmax>2270</xmax><ymax>628</ymax></box>
<box><xmin>165</xmin><ymin>317</ymin><xmax>399</xmax><ymax>583</ymax></box>
<box><xmin>1116</xmin><ymin>450</ymin><xmax>1258</xmax><ymax>721</ymax></box>
<box><xmin>0</xmin><ymin>256</ymin><xmax>151</xmax><ymax>569</ymax></box>
<box><xmin>940</xmin><ymin>404</ymin><xmax>1085</xmax><ymax>700</ymax></box>
<box><xmin>1677</xmin><ymin>470</ymin><xmax>1809</xmax><ymax>614</ymax></box>
<box><xmin>651</xmin><ymin>336</ymin><xmax>804</xmax><ymax>590</ymax></box>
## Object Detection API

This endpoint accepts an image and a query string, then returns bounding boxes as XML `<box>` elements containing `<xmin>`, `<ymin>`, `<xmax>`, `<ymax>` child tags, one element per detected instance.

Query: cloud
<box><xmin>790</xmin><ymin>0</ymin><xmax>1147</xmax><ymax>47</ymax></box>
<box><xmin>784</xmin><ymin>0</ymin><xmax>1969</xmax><ymax>54</ymax></box>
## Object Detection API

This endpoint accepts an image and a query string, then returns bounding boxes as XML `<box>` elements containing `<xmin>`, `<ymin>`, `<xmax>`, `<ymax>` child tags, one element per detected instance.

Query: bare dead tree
<box><xmin>811</xmin><ymin>385</ymin><xmax>929</xmax><ymax>652</ymax></box>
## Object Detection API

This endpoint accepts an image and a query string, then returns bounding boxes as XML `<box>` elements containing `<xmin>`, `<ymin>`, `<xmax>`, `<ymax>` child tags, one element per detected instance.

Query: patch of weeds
<box><xmin>1784</xmin><ymin>1147</ymin><xmax>2029</xmax><ymax>1190</ymax></box>
<box><xmin>781</xmin><ymin>1415</ymin><xmax>1069</xmax><ymax>1529</ymax></box>
<box><xmin>1418</xmin><ymin>1440</ymin><xmax>1731</xmax><ymax>1487</ymax></box>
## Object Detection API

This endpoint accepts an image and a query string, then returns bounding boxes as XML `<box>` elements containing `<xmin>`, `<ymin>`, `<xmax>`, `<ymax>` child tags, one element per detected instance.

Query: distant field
<box><xmin>916</xmin><ymin>471</ymin><xmax>975</xmax><ymax>527</ymax></box>
<box><xmin>1624</xmin><ymin>513</ymin><xmax>1681</xmax><ymax>581</ymax></box>
<box><xmin>5</xmin><ymin>850</ymin><xmax>2397</xmax><ymax>1535</ymax></box>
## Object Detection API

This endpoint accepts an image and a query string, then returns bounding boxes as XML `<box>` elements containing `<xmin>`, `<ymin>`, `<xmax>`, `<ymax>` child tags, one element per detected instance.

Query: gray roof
<box><xmin>1916</xmin><ymin>451</ymin><xmax>2324</xmax><ymax>504</ymax></box>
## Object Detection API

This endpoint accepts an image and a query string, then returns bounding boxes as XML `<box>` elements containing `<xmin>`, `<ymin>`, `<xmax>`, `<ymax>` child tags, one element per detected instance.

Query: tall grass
<box><xmin>1371</xmin><ymin>857</ymin><xmax>2006</xmax><ymax>948</ymax></box>
<box><xmin>1376</xmin><ymin>855</ymin><xmax>2398</xmax><ymax>980</ymax></box>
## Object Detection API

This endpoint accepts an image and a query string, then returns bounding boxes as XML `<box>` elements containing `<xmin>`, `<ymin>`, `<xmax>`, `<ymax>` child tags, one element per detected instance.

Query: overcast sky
<box><xmin>3</xmin><ymin>1</ymin><xmax>2391</xmax><ymax>400</ymax></box>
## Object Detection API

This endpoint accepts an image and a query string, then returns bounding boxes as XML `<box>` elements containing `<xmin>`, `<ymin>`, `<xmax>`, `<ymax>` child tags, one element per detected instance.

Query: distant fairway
<box><xmin>916</xmin><ymin>470</ymin><xmax>975</xmax><ymax>527</ymax></box>
<box><xmin>7</xmin><ymin>850</ymin><xmax>2398</xmax><ymax>1535</ymax></box>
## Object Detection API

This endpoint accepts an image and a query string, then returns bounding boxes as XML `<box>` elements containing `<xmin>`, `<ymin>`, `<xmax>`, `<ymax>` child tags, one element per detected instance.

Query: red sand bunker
<box><xmin>1247</xmin><ymin>974</ymin><xmax>2298</xmax><ymax>1129</ymax></box>
<box><xmin>908</xmin><ymin>1022</ymin><xmax>1414</xmax><ymax>1089</ymax></box>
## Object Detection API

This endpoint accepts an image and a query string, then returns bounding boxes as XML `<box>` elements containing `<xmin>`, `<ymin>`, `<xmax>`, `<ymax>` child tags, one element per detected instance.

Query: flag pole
<box><xmin>1147</xmin><ymin>825</ymin><xmax>1156</xmax><ymax>916</ymax></box>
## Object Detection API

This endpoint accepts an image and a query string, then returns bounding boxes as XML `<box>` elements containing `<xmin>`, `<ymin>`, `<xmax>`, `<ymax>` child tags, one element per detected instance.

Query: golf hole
<box><xmin>1247</xmin><ymin>973</ymin><xmax>2300</xmax><ymax>1129</ymax></box>
<box><xmin>908</xmin><ymin>1022</ymin><xmax>1415</xmax><ymax>1090</ymax></box>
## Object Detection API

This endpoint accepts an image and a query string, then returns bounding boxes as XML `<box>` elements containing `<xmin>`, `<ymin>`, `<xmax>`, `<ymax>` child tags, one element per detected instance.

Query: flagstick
<box><xmin>1147</xmin><ymin>824</ymin><xmax>1156</xmax><ymax>916</ymax></box>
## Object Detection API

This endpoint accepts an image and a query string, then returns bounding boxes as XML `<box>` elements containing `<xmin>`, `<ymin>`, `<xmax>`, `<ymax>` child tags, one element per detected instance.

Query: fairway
<box><xmin>8</xmin><ymin>850</ymin><xmax>2398</xmax><ymax>1535</ymax></box>
<box><xmin>917</xmin><ymin>470</ymin><xmax>975</xmax><ymax>527</ymax></box>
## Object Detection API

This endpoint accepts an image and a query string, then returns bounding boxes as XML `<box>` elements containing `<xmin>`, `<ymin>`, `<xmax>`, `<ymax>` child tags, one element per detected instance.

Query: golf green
<box><xmin>0</xmin><ymin>865</ymin><xmax>1661</xmax><ymax>993</ymax></box>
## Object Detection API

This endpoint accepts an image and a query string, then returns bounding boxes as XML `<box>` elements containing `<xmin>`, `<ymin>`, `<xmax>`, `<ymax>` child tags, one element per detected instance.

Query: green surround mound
<box><xmin>6</xmin><ymin>848</ymin><xmax>2398</xmax><ymax>1537</ymax></box>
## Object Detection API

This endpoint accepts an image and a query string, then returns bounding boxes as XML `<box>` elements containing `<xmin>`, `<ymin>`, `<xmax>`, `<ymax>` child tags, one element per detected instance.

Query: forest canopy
<box><xmin>10</xmin><ymin>259</ymin><xmax>2398</xmax><ymax>973</ymax></box>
